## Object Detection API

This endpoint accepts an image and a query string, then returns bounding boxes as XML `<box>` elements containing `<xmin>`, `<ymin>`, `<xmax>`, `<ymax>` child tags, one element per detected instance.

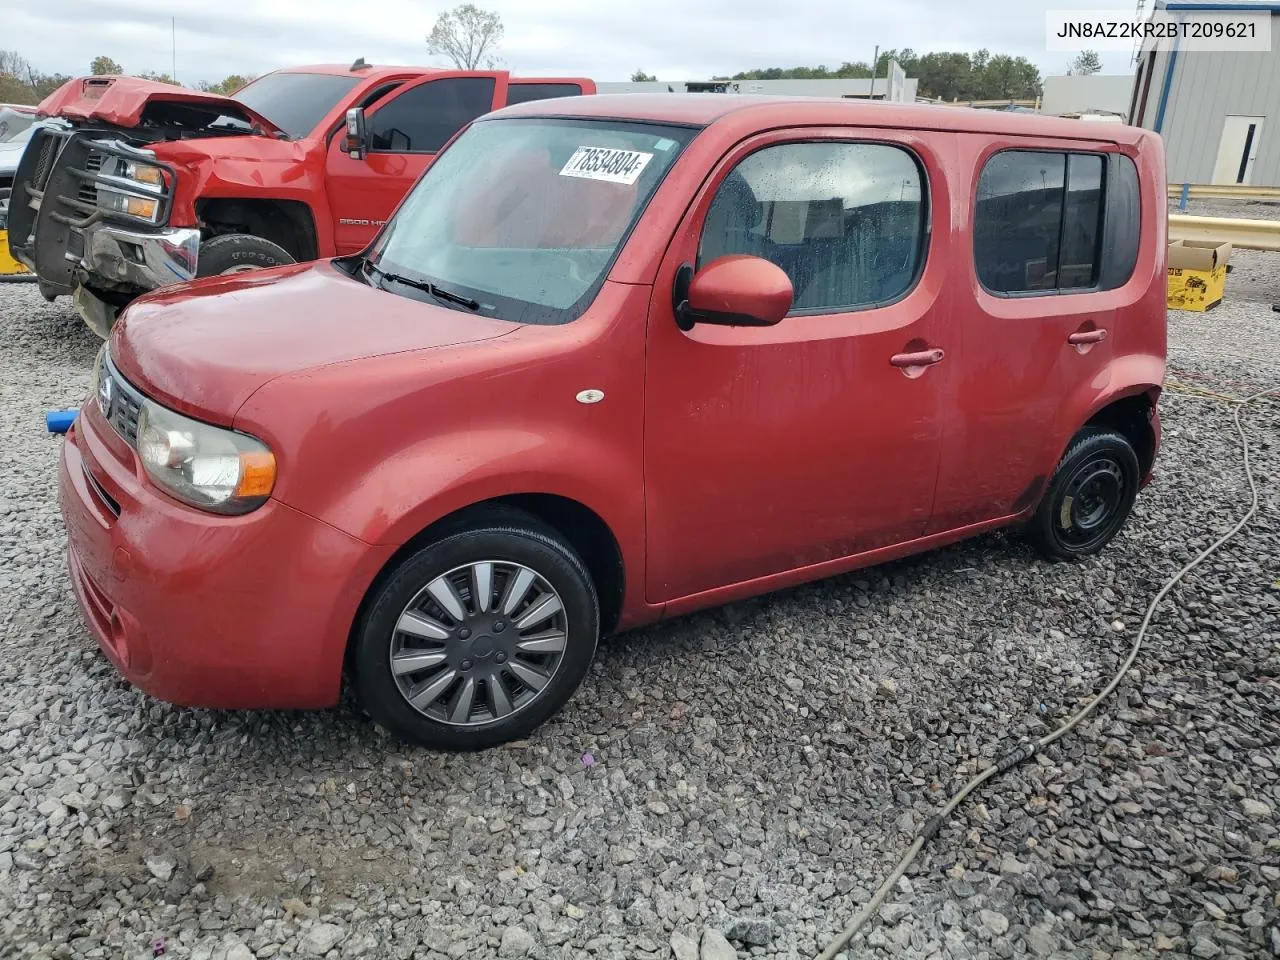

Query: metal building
<box><xmin>1130</xmin><ymin>1</ymin><xmax>1280</xmax><ymax>184</ymax></box>
<box><xmin>595</xmin><ymin>75</ymin><xmax>918</xmax><ymax>102</ymax></box>
<box><xmin>1041</xmin><ymin>74</ymin><xmax>1135</xmax><ymax>117</ymax></box>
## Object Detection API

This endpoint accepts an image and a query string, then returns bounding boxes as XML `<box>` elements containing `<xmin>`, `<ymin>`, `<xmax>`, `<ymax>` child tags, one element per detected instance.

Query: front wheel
<box><xmin>196</xmin><ymin>234</ymin><xmax>294</xmax><ymax>277</ymax></box>
<box><xmin>1027</xmin><ymin>428</ymin><xmax>1141</xmax><ymax>560</ymax></box>
<box><xmin>352</xmin><ymin>520</ymin><xmax>600</xmax><ymax>750</ymax></box>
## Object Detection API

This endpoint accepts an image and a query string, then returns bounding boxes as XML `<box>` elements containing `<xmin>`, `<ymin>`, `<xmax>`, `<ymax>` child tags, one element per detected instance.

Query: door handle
<box><xmin>890</xmin><ymin>348</ymin><xmax>945</xmax><ymax>367</ymax></box>
<box><xmin>1068</xmin><ymin>328</ymin><xmax>1108</xmax><ymax>345</ymax></box>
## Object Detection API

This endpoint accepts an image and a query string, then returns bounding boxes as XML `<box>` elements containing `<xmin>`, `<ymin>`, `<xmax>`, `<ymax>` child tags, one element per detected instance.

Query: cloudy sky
<box><xmin>11</xmin><ymin>0</ymin><xmax>1138</xmax><ymax>87</ymax></box>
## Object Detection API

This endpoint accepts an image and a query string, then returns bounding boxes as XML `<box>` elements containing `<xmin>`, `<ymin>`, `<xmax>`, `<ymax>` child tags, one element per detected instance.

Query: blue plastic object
<box><xmin>1179</xmin><ymin>182</ymin><xmax>1190</xmax><ymax>212</ymax></box>
<box><xmin>46</xmin><ymin>409</ymin><xmax>78</xmax><ymax>435</ymax></box>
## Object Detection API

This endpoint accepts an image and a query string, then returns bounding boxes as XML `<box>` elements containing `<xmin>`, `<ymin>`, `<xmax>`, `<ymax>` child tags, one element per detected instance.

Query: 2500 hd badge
<box><xmin>338</xmin><ymin>218</ymin><xmax>389</xmax><ymax>227</ymax></box>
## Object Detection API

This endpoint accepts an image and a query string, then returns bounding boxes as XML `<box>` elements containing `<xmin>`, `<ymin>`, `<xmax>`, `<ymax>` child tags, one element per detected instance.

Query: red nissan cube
<box><xmin>59</xmin><ymin>94</ymin><xmax>1167</xmax><ymax>750</ymax></box>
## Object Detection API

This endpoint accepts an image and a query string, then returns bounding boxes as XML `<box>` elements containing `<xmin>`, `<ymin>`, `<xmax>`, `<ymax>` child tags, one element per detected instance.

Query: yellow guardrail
<box><xmin>1168</xmin><ymin>214</ymin><xmax>1280</xmax><ymax>252</ymax></box>
<box><xmin>0</xmin><ymin>229</ymin><xmax>33</xmax><ymax>278</ymax></box>
<box><xmin>1168</xmin><ymin>183</ymin><xmax>1280</xmax><ymax>202</ymax></box>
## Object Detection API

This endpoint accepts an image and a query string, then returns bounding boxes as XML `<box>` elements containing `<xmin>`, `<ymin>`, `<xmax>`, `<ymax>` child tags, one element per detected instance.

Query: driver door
<box><xmin>324</xmin><ymin>72</ymin><xmax>507</xmax><ymax>255</ymax></box>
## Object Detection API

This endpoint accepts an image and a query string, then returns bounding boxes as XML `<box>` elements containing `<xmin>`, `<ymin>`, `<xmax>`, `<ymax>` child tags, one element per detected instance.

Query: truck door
<box><xmin>324</xmin><ymin>72</ymin><xmax>508</xmax><ymax>255</ymax></box>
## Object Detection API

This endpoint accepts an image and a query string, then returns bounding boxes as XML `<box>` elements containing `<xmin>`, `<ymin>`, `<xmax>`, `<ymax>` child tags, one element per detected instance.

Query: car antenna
<box><xmin>350</xmin><ymin>57</ymin><xmax>370</xmax><ymax>71</ymax></box>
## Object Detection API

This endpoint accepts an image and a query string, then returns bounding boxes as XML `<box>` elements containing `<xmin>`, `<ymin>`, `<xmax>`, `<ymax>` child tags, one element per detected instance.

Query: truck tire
<box><xmin>196</xmin><ymin>234</ymin><xmax>295</xmax><ymax>278</ymax></box>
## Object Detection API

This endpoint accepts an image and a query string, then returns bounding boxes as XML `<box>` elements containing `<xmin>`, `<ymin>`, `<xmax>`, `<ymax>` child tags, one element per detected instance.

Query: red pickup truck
<box><xmin>7</xmin><ymin>63</ymin><xmax>595</xmax><ymax>337</ymax></box>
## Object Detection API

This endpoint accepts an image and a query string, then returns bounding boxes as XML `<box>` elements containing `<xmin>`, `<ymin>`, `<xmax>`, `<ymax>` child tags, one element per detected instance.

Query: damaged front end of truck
<box><xmin>7</xmin><ymin>76</ymin><xmax>284</xmax><ymax>338</ymax></box>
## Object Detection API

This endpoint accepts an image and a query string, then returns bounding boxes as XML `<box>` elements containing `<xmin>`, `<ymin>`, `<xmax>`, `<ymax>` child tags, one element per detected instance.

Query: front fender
<box><xmin>300</xmin><ymin>426</ymin><xmax>646</xmax><ymax>632</ymax></box>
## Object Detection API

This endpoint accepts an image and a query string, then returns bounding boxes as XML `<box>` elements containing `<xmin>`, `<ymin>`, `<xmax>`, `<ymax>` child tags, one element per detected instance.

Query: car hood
<box><xmin>112</xmin><ymin>260</ymin><xmax>517</xmax><ymax>423</ymax></box>
<box><xmin>38</xmin><ymin>75</ymin><xmax>283</xmax><ymax>137</ymax></box>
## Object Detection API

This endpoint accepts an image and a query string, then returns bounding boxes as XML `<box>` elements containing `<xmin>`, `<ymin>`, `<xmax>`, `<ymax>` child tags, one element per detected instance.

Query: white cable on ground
<box><xmin>816</xmin><ymin>385</ymin><xmax>1274</xmax><ymax>960</ymax></box>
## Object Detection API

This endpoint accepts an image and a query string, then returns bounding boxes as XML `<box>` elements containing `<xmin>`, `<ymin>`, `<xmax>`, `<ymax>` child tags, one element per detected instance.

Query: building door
<box><xmin>1212</xmin><ymin>116</ymin><xmax>1265</xmax><ymax>185</ymax></box>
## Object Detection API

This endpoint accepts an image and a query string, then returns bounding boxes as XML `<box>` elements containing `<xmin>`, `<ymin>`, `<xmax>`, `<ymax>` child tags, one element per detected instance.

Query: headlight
<box><xmin>136</xmin><ymin>401</ymin><xmax>276</xmax><ymax>514</ymax></box>
<box><xmin>95</xmin><ymin>156</ymin><xmax>167</xmax><ymax>223</ymax></box>
<box><xmin>97</xmin><ymin>188</ymin><xmax>161</xmax><ymax>223</ymax></box>
<box><xmin>118</xmin><ymin>159</ymin><xmax>165</xmax><ymax>188</ymax></box>
<box><xmin>88</xmin><ymin>344</ymin><xmax>106</xmax><ymax>409</ymax></box>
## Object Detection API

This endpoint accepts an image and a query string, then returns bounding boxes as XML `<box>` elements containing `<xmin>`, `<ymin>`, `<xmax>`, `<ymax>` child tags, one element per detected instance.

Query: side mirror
<box><xmin>343</xmin><ymin>107</ymin><xmax>369</xmax><ymax>160</ymax></box>
<box><xmin>674</xmin><ymin>255</ymin><xmax>793</xmax><ymax>331</ymax></box>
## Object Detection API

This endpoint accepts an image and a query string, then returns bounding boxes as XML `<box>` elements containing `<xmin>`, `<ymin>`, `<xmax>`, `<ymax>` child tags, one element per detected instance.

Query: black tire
<box><xmin>196</xmin><ymin>234</ymin><xmax>295</xmax><ymax>278</ymax></box>
<box><xmin>352</xmin><ymin>520</ymin><xmax>600</xmax><ymax>750</ymax></box>
<box><xmin>1027</xmin><ymin>428</ymin><xmax>1141</xmax><ymax>561</ymax></box>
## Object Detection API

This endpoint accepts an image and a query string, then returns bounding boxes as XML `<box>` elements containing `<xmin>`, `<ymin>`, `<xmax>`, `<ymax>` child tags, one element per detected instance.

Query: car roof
<box><xmin>269</xmin><ymin>64</ymin><xmax>446</xmax><ymax>81</ymax></box>
<box><xmin>490</xmin><ymin>93</ymin><xmax>1152</xmax><ymax>144</ymax></box>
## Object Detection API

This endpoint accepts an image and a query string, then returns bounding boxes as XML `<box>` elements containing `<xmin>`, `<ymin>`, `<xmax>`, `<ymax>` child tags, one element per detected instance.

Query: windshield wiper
<box><xmin>363</xmin><ymin>260</ymin><xmax>479</xmax><ymax>311</ymax></box>
<box><xmin>426</xmin><ymin>282</ymin><xmax>479</xmax><ymax>311</ymax></box>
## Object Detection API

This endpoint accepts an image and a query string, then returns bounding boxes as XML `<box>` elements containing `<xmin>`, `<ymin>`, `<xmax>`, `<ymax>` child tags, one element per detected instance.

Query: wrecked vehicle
<box><xmin>1</xmin><ymin>115</ymin><xmax>68</xmax><ymax>280</ymax></box>
<box><xmin>7</xmin><ymin>64</ymin><xmax>596</xmax><ymax>337</ymax></box>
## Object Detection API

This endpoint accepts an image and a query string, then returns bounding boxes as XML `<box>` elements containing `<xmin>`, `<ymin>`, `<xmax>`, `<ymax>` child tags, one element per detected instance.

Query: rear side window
<box><xmin>697</xmin><ymin>141</ymin><xmax>928</xmax><ymax>313</ymax></box>
<box><xmin>505</xmin><ymin>83</ymin><xmax>583</xmax><ymax>105</ymax></box>
<box><xmin>975</xmin><ymin>149</ymin><xmax>1136</xmax><ymax>295</ymax></box>
<box><xmin>370</xmin><ymin>77</ymin><xmax>496</xmax><ymax>153</ymax></box>
<box><xmin>1100</xmin><ymin>155</ymin><xmax>1141</xmax><ymax>290</ymax></box>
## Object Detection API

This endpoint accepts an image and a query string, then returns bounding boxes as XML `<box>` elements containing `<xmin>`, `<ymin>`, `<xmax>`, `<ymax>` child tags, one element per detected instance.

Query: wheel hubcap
<box><xmin>1058</xmin><ymin>456</ymin><xmax>1127</xmax><ymax>548</ymax></box>
<box><xmin>218</xmin><ymin>264</ymin><xmax>262</xmax><ymax>275</ymax></box>
<box><xmin>389</xmin><ymin>561</ymin><xmax>568</xmax><ymax>727</ymax></box>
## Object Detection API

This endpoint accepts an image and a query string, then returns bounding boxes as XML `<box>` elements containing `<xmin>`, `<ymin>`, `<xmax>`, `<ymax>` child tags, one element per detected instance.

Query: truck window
<box><xmin>369</xmin><ymin>78</ymin><xmax>496</xmax><ymax>154</ymax></box>
<box><xmin>505</xmin><ymin>83</ymin><xmax>584</xmax><ymax>105</ymax></box>
<box><xmin>232</xmin><ymin>72</ymin><xmax>361</xmax><ymax>140</ymax></box>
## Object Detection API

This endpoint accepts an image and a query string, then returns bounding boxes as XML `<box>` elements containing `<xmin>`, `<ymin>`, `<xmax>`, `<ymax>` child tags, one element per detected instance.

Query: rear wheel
<box><xmin>352</xmin><ymin>520</ymin><xmax>600</xmax><ymax>750</ymax></box>
<box><xmin>196</xmin><ymin>234</ymin><xmax>294</xmax><ymax>277</ymax></box>
<box><xmin>1027</xmin><ymin>428</ymin><xmax>1140</xmax><ymax>560</ymax></box>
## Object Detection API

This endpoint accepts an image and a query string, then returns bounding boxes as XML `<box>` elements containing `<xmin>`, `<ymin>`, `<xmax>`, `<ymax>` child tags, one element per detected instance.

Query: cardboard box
<box><xmin>1167</xmin><ymin>239</ymin><xmax>1231</xmax><ymax>312</ymax></box>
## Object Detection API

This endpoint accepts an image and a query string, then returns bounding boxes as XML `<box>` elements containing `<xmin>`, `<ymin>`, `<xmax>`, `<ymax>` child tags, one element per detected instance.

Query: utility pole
<box><xmin>171</xmin><ymin>18</ymin><xmax>176</xmax><ymax>83</ymax></box>
<box><xmin>871</xmin><ymin>44</ymin><xmax>879</xmax><ymax>100</ymax></box>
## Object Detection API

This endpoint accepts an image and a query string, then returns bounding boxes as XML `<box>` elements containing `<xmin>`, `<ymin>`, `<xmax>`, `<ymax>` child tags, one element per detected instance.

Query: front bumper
<box><xmin>75</xmin><ymin>221</ymin><xmax>200</xmax><ymax>291</ymax></box>
<box><xmin>9</xmin><ymin>128</ymin><xmax>195</xmax><ymax>301</ymax></box>
<box><xmin>70</xmin><ymin>223</ymin><xmax>201</xmax><ymax>337</ymax></box>
<box><xmin>58</xmin><ymin>399</ymin><xmax>393</xmax><ymax>710</ymax></box>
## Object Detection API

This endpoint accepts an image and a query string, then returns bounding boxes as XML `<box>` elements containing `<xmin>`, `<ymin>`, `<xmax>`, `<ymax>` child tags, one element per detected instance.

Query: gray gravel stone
<box><xmin>715</xmin><ymin>914</ymin><xmax>775</xmax><ymax>945</ymax></box>
<box><xmin>498</xmin><ymin>926</ymin><xmax>534</xmax><ymax>957</ymax></box>
<box><xmin>979</xmin><ymin>910</ymin><xmax>1009</xmax><ymax>937</ymax></box>
<box><xmin>1240</xmin><ymin>798</ymin><xmax>1272</xmax><ymax>819</ymax></box>
<box><xmin>670</xmin><ymin>930</ymin><xmax>698</xmax><ymax>960</ymax></box>
<box><xmin>146</xmin><ymin>854</ymin><xmax>176</xmax><ymax>881</ymax></box>
<box><xmin>300</xmin><ymin>923</ymin><xmax>345</xmax><ymax>956</ymax></box>
<box><xmin>700</xmin><ymin>928</ymin><xmax>737</xmax><ymax>960</ymax></box>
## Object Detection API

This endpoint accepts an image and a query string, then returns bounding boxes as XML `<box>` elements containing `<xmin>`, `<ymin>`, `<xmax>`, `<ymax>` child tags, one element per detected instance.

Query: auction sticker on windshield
<box><xmin>560</xmin><ymin>146</ymin><xmax>653</xmax><ymax>185</ymax></box>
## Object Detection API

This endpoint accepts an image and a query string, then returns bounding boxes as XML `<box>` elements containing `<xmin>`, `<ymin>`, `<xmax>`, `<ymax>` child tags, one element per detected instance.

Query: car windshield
<box><xmin>231</xmin><ymin>72</ymin><xmax>361</xmax><ymax>139</ymax></box>
<box><xmin>367</xmin><ymin>117</ymin><xmax>697</xmax><ymax>325</ymax></box>
<box><xmin>0</xmin><ymin>108</ymin><xmax>37</xmax><ymax>143</ymax></box>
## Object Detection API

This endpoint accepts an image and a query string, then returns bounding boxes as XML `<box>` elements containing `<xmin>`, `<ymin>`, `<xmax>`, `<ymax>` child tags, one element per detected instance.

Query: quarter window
<box><xmin>505</xmin><ymin>83</ymin><xmax>584</xmax><ymax>105</ymax></box>
<box><xmin>369</xmin><ymin>77</ymin><xmax>496</xmax><ymax>153</ymax></box>
<box><xmin>974</xmin><ymin>150</ymin><xmax>1109</xmax><ymax>294</ymax></box>
<box><xmin>697</xmin><ymin>141</ymin><xmax>927</xmax><ymax>313</ymax></box>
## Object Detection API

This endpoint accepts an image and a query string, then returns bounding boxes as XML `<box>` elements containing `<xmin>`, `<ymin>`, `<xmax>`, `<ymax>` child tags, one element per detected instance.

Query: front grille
<box><xmin>99</xmin><ymin>357</ymin><xmax>145</xmax><ymax>447</ymax></box>
<box><xmin>76</xmin><ymin>153</ymin><xmax>105</xmax><ymax>206</ymax></box>
<box><xmin>29</xmin><ymin>132</ymin><xmax>59</xmax><ymax>193</ymax></box>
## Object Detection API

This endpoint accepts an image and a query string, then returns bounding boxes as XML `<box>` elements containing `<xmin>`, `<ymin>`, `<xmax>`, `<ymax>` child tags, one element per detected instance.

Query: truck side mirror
<box><xmin>344</xmin><ymin>108</ymin><xmax>369</xmax><ymax>160</ymax></box>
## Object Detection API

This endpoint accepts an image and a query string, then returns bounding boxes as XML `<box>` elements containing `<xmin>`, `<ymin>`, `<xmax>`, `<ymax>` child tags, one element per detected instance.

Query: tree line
<box><xmin>636</xmin><ymin>48</ymin><xmax>1104</xmax><ymax>102</ymax></box>
<box><xmin>720</xmin><ymin>49</ymin><xmax>1046</xmax><ymax>101</ymax></box>
<box><xmin>0</xmin><ymin>50</ymin><xmax>253</xmax><ymax>106</ymax></box>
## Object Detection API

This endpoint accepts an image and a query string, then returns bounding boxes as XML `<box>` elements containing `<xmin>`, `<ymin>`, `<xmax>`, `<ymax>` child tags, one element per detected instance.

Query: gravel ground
<box><xmin>1</xmin><ymin>245</ymin><xmax>1279</xmax><ymax>960</ymax></box>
